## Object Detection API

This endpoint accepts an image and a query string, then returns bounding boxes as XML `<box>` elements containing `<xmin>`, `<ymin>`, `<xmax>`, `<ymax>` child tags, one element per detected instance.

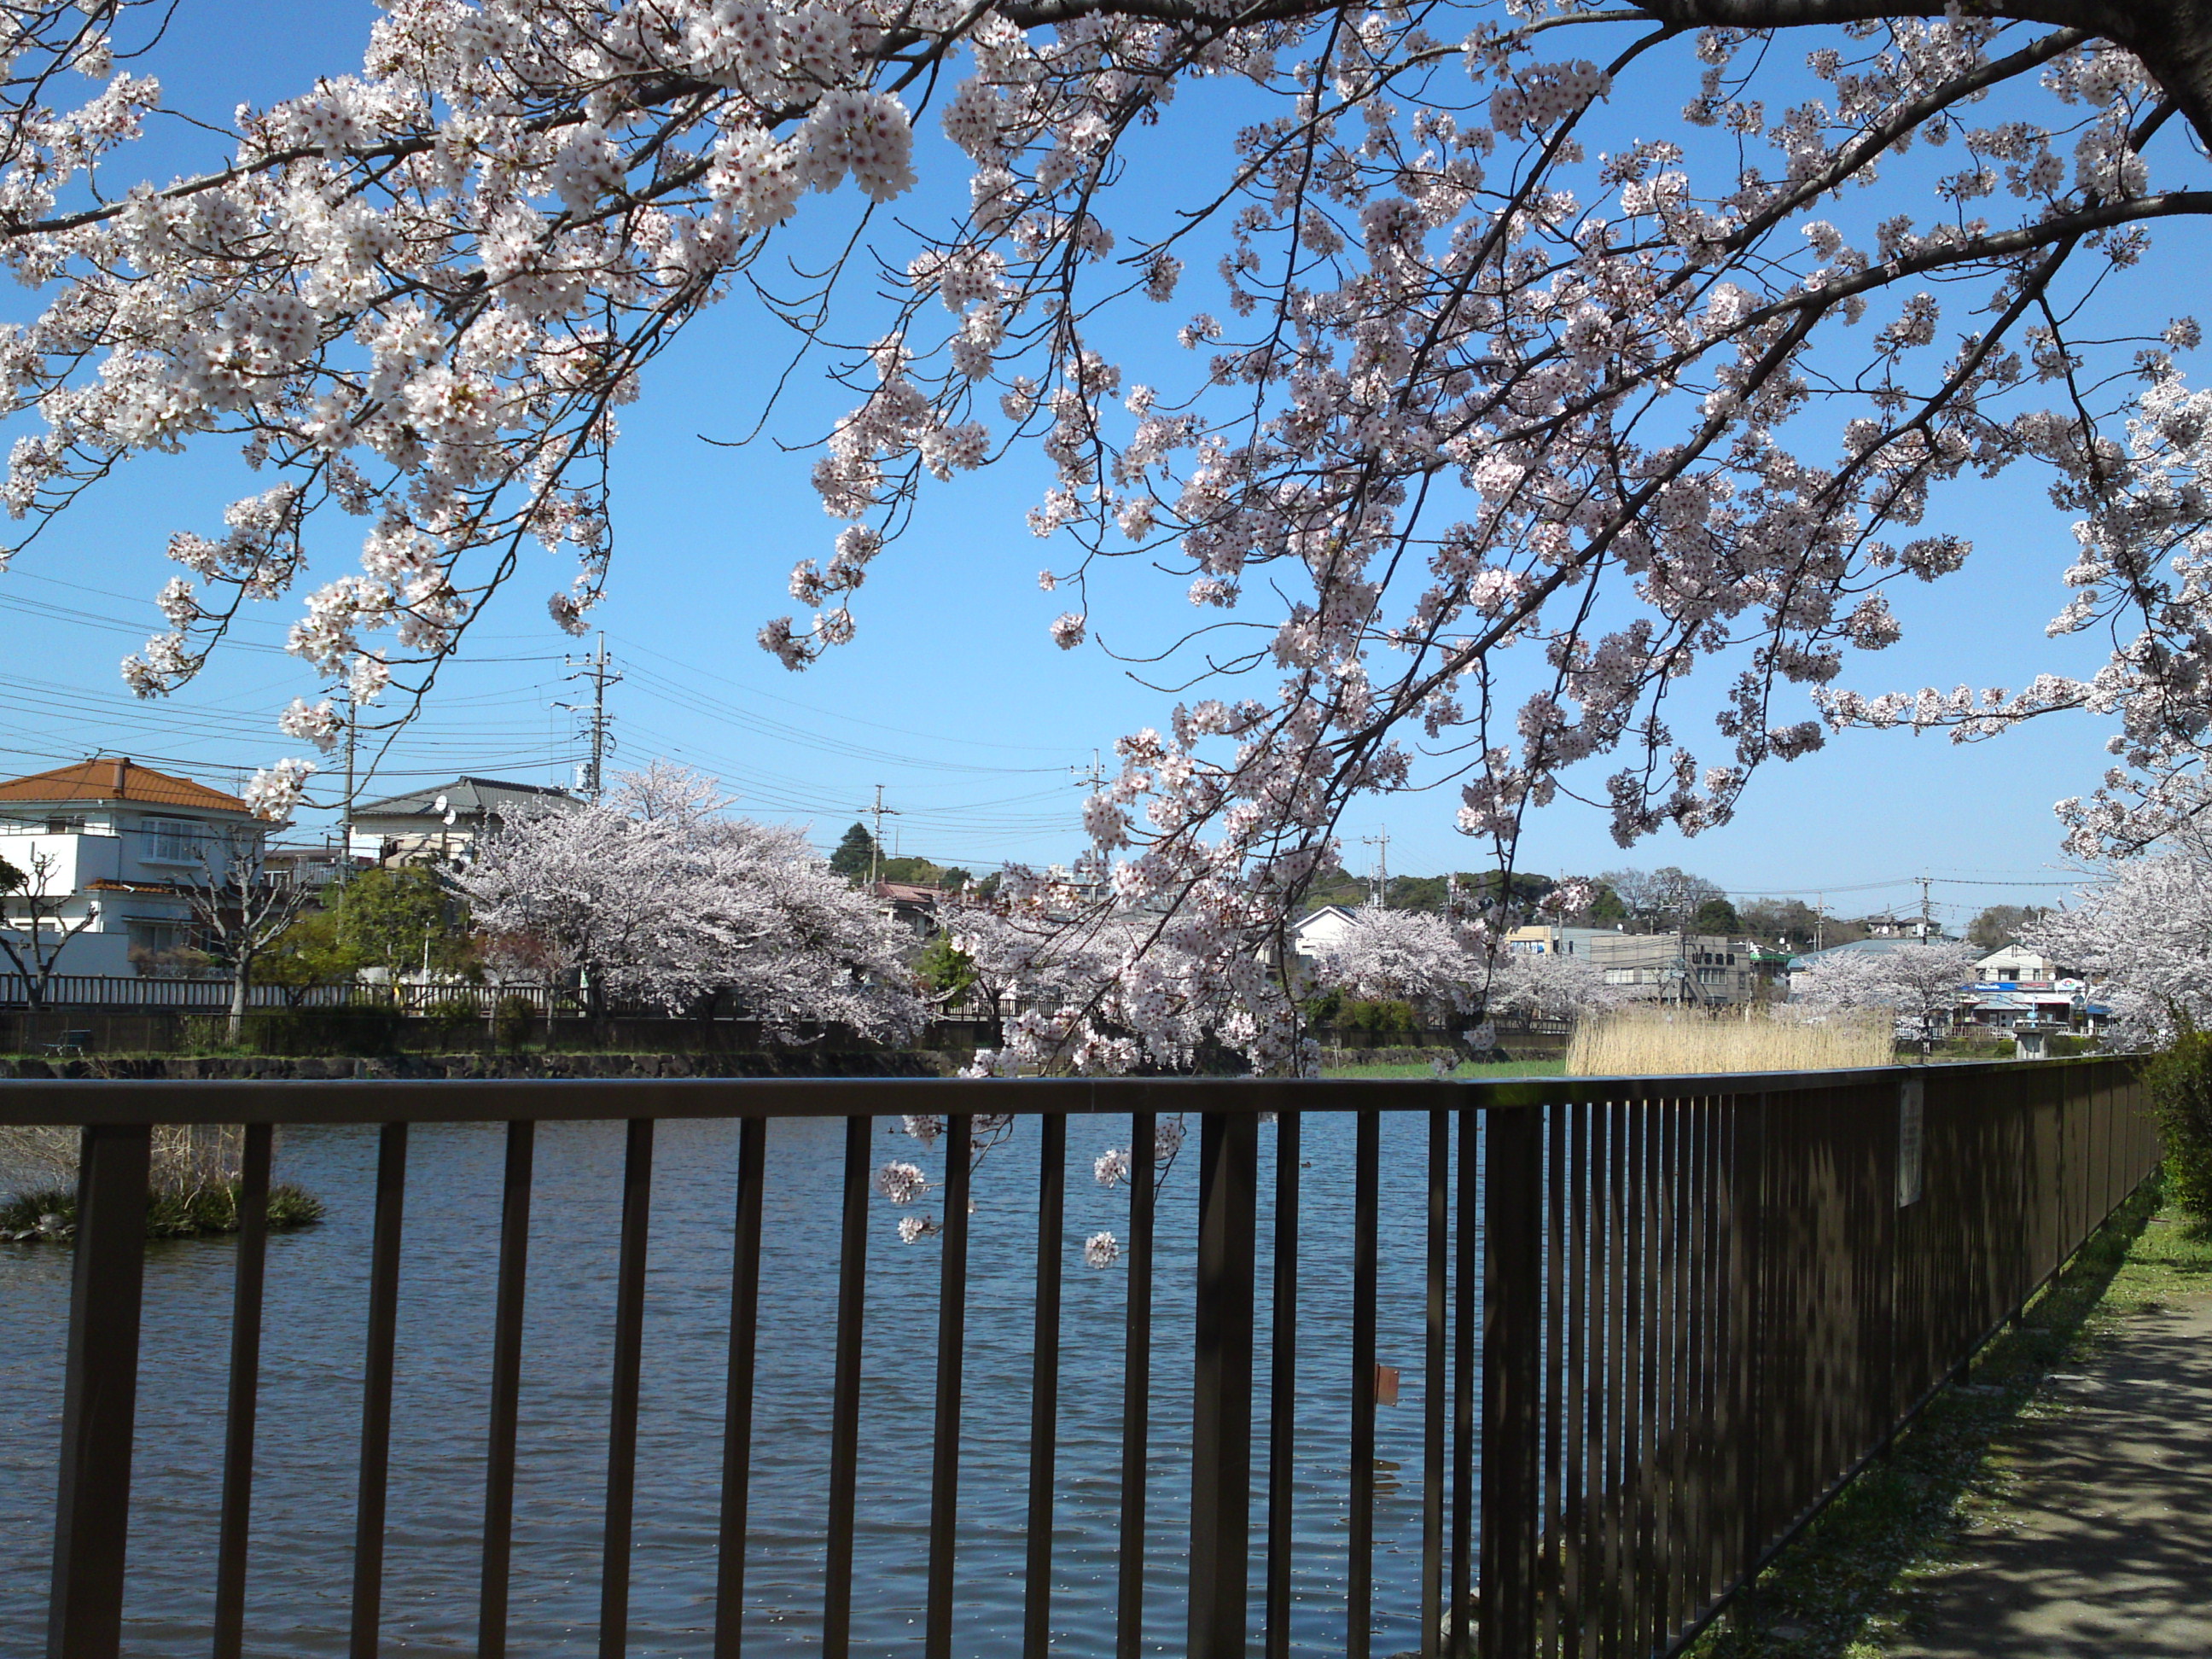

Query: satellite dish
<box><xmin>434</xmin><ymin>794</ymin><xmax>449</xmax><ymax>814</ymax></box>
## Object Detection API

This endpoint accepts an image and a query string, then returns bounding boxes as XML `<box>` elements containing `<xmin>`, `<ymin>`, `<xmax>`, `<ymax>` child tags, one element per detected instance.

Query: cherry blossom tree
<box><xmin>2029</xmin><ymin>838</ymin><xmax>2212</xmax><ymax>1043</ymax></box>
<box><xmin>945</xmin><ymin>881</ymin><xmax>1296</xmax><ymax>1073</ymax></box>
<box><xmin>456</xmin><ymin>761</ymin><xmax>921</xmax><ymax>1036</ymax></box>
<box><xmin>1489</xmin><ymin>946</ymin><xmax>1624</xmax><ymax>1022</ymax></box>
<box><xmin>1309</xmin><ymin>903</ymin><xmax>1482</xmax><ymax>1019</ymax></box>
<box><xmin>1792</xmin><ymin>939</ymin><xmax>1981</xmax><ymax>1053</ymax></box>
<box><xmin>12</xmin><ymin>2</ymin><xmax>2212</xmax><ymax>1068</ymax></box>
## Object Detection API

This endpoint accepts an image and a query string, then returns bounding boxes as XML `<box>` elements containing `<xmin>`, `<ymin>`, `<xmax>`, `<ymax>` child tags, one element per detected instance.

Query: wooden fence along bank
<box><xmin>3</xmin><ymin>1057</ymin><xmax>2157</xmax><ymax>1659</ymax></box>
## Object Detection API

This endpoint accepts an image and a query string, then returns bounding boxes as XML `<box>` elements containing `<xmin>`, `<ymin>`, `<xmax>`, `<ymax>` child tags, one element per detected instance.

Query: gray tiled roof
<box><xmin>352</xmin><ymin>777</ymin><xmax>579</xmax><ymax>824</ymax></box>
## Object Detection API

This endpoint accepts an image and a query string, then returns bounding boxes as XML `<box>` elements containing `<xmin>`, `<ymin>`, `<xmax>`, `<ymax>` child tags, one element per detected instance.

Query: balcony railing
<box><xmin>1</xmin><ymin>1057</ymin><xmax>2157</xmax><ymax>1658</ymax></box>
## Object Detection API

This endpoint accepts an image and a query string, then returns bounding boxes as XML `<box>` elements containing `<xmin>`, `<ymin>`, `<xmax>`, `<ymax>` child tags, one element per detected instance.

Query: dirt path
<box><xmin>1886</xmin><ymin>1293</ymin><xmax>2212</xmax><ymax>1658</ymax></box>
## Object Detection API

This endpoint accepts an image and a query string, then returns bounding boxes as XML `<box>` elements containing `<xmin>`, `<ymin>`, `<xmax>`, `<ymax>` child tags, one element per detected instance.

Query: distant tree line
<box><xmin>828</xmin><ymin>822</ymin><xmax>988</xmax><ymax>894</ymax></box>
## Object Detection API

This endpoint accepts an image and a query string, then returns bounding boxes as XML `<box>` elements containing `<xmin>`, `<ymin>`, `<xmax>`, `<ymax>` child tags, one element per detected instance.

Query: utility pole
<box><xmin>861</xmin><ymin>784</ymin><xmax>901</xmax><ymax>888</ymax></box>
<box><xmin>1916</xmin><ymin>874</ymin><xmax>1934</xmax><ymax>942</ymax></box>
<box><xmin>341</xmin><ymin>684</ymin><xmax>358</xmax><ymax>872</ymax></box>
<box><xmin>1814</xmin><ymin>892</ymin><xmax>1825</xmax><ymax>954</ymax></box>
<box><xmin>1070</xmin><ymin>748</ymin><xmax>1108</xmax><ymax>894</ymax></box>
<box><xmin>1360</xmin><ymin>825</ymin><xmax>1390</xmax><ymax>906</ymax></box>
<box><xmin>559</xmin><ymin>632</ymin><xmax>622</xmax><ymax>801</ymax></box>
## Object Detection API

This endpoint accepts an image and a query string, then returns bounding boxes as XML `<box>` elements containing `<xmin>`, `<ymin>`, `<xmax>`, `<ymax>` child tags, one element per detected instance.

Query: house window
<box><xmin>142</xmin><ymin>818</ymin><xmax>212</xmax><ymax>864</ymax></box>
<box><xmin>1604</xmin><ymin>968</ymin><xmax>1636</xmax><ymax>985</ymax></box>
<box><xmin>127</xmin><ymin>922</ymin><xmax>198</xmax><ymax>977</ymax></box>
<box><xmin>45</xmin><ymin>815</ymin><xmax>87</xmax><ymax>834</ymax></box>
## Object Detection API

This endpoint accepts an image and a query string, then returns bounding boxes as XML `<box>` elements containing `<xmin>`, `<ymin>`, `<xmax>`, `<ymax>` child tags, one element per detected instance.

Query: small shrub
<box><xmin>2143</xmin><ymin>1030</ymin><xmax>2212</xmax><ymax>1228</ymax></box>
<box><xmin>1340</xmin><ymin>998</ymin><xmax>1418</xmax><ymax>1038</ymax></box>
<box><xmin>0</xmin><ymin>1179</ymin><xmax>323</xmax><ymax>1240</ymax></box>
<box><xmin>251</xmin><ymin>1007</ymin><xmax>406</xmax><ymax>1055</ymax></box>
<box><xmin>493</xmin><ymin>994</ymin><xmax>538</xmax><ymax>1051</ymax></box>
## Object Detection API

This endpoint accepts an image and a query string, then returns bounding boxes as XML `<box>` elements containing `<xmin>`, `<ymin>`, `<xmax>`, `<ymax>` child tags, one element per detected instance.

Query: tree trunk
<box><xmin>228</xmin><ymin>968</ymin><xmax>250</xmax><ymax>1046</ymax></box>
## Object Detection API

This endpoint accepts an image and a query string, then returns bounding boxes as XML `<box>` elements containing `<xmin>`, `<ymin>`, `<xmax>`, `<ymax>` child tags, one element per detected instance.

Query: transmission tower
<box><xmin>557</xmin><ymin>632</ymin><xmax>622</xmax><ymax>800</ymax></box>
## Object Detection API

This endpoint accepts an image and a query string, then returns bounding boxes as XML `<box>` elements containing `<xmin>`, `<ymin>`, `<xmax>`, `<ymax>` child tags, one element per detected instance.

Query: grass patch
<box><xmin>1</xmin><ymin>1179</ymin><xmax>325</xmax><ymax>1241</ymax></box>
<box><xmin>1683</xmin><ymin>1173</ymin><xmax>2210</xmax><ymax>1658</ymax></box>
<box><xmin>1320</xmin><ymin>1057</ymin><xmax>1568</xmax><ymax>1080</ymax></box>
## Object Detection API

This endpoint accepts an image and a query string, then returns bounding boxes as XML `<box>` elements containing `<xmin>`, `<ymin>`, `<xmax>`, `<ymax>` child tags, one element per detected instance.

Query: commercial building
<box><xmin>1505</xmin><ymin>924</ymin><xmax>1760</xmax><ymax>1004</ymax></box>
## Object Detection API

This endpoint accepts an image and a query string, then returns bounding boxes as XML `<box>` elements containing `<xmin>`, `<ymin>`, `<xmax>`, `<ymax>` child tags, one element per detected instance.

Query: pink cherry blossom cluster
<box><xmin>2028</xmin><ymin>837</ymin><xmax>2212</xmax><ymax>1045</ymax></box>
<box><xmin>3</xmin><ymin>2</ymin><xmax>2209</xmax><ymax>1065</ymax></box>
<box><xmin>454</xmin><ymin>760</ymin><xmax>921</xmax><ymax>1033</ymax></box>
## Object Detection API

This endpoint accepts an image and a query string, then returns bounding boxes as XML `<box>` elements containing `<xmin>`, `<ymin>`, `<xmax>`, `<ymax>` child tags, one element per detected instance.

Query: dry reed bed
<box><xmin>1566</xmin><ymin>1006</ymin><xmax>1893</xmax><ymax>1076</ymax></box>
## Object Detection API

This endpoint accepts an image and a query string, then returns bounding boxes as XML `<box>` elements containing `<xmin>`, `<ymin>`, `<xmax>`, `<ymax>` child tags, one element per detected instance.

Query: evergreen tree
<box><xmin>829</xmin><ymin>822</ymin><xmax>879</xmax><ymax>881</ymax></box>
<box><xmin>1692</xmin><ymin>898</ymin><xmax>1743</xmax><ymax>936</ymax></box>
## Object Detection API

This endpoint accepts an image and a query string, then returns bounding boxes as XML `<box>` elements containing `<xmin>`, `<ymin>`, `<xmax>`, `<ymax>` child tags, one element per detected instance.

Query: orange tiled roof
<box><xmin>0</xmin><ymin>757</ymin><xmax>250</xmax><ymax>813</ymax></box>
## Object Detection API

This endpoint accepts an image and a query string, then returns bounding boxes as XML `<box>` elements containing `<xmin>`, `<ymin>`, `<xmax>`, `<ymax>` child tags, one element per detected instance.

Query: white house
<box><xmin>0</xmin><ymin>757</ymin><xmax>269</xmax><ymax>978</ymax></box>
<box><xmin>1290</xmin><ymin>904</ymin><xmax>1361</xmax><ymax>959</ymax></box>
<box><xmin>1964</xmin><ymin>944</ymin><xmax>2091</xmax><ymax>1030</ymax></box>
<box><xmin>349</xmin><ymin>775</ymin><xmax>578</xmax><ymax>864</ymax></box>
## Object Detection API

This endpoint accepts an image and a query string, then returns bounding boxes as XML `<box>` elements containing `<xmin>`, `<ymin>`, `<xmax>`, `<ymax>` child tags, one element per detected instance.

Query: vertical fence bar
<box><xmin>1023</xmin><ymin>1113</ymin><xmax>1068</xmax><ymax>1659</ymax></box>
<box><xmin>348</xmin><ymin>1121</ymin><xmax>409</xmax><ymax>1659</ymax></box>
<box><xmin>476</xmin><ymin>1121</ymin><xmax>535</xmax><ymax>1659</ymax></box>
<box><xmin>926</xmin><ymin>1115</ymin><xmax>974</xmax><ymax>1659</ymax></box>
<box><xmin>1348</xmin><ymin>1109</ymin><xmax>1381</xmax><ymax>1659</ymax></box>
<box><xmin>597</xmin><ymin>1119</ymin><xmax>655</xmax><ymax>1659</ymax></box>
<box><xmin>212</xmin><ymin>1121</ymin><xmax>273</xmax><ymax>1659</ymax></box>
<box><xmin>1561</xmin><ymin>1102</ymin><xmax>1588</xmax><ymax>1659</ymax></box>
<box><xmin>1627</xmin><ymin>1106</ymin><xmax>1645</xmax><ymax>1659</ymax></box>
<box><xmin>1451</xmin><ymin>1104</ymin><xmax>1477</xmax><ymax>1659</ymax></box>
<box><xmin>47</xmin><ymin>1121</ymin><xmax>152</xmax><ymax>1659</ymax></box>
<box><xmin>1654</xmin><ymin>1097</ymin><xmax>1678</xmax><ymax>1647</ymax></box>
<box><xmin>1422</xmin><ymin>1109</ymin><xmax>1448</xmax><ymax>1659</ymax></box>
<box><xmin>1684</xmin><ymin>1097</ymin><xmax>1711</xmax><ymax>1626</ymax></box>
<box><xmin>1190</xmin><ymin>1110</ymin><xmax>1259</xmax><ymax>1659</ymax></box>
<box><xmin>1542</xmin><ymin>1095</ymin><xmax>1566</xmax><ymax>1656</ymax></box>
<box><xmin>1266</xmin><ymin>1109</ymin><xmax>1301</xmax><ymax>1659</ymax></box>
<box><xmin>1116</xmin><ymin>1110</ymin><xmax>1157</xmax><ymax>1659</ymax></box>
<box><xmin>823</xmin><ymin>1115</ymin><xmax>871</xmax><ymax>1657</ymax></box>
<box><xmin>1598</xmin><ymin>1101</ymin><xmax>1627</xmax><ymax>1659</ymax></box>
<box><xmin>1479</xmin><ymin>1103</ymin><xmax>1542</xmax><ymax>1659</ymax></box>
<box><xmin>714</xmin><ymin>1115</ymin><xmax>768</xmax><ymax>1659</ymax></box>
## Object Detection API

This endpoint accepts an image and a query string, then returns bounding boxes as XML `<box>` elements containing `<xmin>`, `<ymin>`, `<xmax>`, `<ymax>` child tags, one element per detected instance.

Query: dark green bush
<box><xmin>248</xmin><ymin>1007</ymin><xmax>406</xmax><ymax>1056</ymax></box>
<box><xmin>2143</xmin><ymin>1029</ymin><xmax>2212</xmax><ymax>1228</ymax></box>
<box><xmin>1340</xmin><ymin>998</ymin><xmax>1418</xmax><ymax>1037</ymax></box>
<box><xmin>493</xmin><ymin>994</ymin><xmax>539</xmax><ymax>1051</ymax></box>
<box><xmin>2</xmin><ymin>1179</ymin><xmax>324</xmax><ymax>1239</ymax></box>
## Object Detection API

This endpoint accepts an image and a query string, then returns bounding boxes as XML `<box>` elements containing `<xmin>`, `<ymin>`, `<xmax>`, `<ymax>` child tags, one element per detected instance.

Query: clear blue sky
<box><xmin>2</xmin><ymin>2</ymin><xmax>2196</xmax><ymax>931</ymax></box>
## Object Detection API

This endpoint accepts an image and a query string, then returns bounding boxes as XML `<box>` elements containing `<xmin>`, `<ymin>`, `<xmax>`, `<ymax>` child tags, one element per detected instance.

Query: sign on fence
<box><xmin>1897</xmin><ymin>1077</ymin><xmax>1925</xmax><ymax>1208</ymax></box>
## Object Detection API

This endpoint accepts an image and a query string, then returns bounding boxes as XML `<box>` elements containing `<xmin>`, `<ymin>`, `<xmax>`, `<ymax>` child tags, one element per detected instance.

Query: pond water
<box><xmin>1</xmin><ymin>1109</ymin><xmax>1477</xmax><ymax>1656</ymax></box>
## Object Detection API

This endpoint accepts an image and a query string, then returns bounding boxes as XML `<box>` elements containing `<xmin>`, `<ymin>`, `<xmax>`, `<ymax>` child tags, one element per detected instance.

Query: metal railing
<box><xmin>1</xmin><ymin>1057</ymin><xmax>2157</xmax><ymax>1659</ymax></box>
<box><xmin>0</xmin><ymin>975</ymin><xmax>573</xmax><ymax>1016</ymax></box>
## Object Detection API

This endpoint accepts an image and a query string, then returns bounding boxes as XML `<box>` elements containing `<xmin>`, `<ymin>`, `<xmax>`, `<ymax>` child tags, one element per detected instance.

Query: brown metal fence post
<box><xmin>212</xmin><ymin>1120</ymin><xmax>274</xmax><ymax>1659</ymax></box>
<box><xmin>47</xmin><ymin>1121</ymin><xmax>151</xmax><ymax>1659</ymax></box>
<box><xmin>1481</xmin><ymin>1104</ymin><xmax>1543</xmax><ymax>1659</ymax></box>
<box><xmin>1190</xmin><ymin>1109</ymin><xmax>1258</xmax><ymax>1659</ymax></box>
